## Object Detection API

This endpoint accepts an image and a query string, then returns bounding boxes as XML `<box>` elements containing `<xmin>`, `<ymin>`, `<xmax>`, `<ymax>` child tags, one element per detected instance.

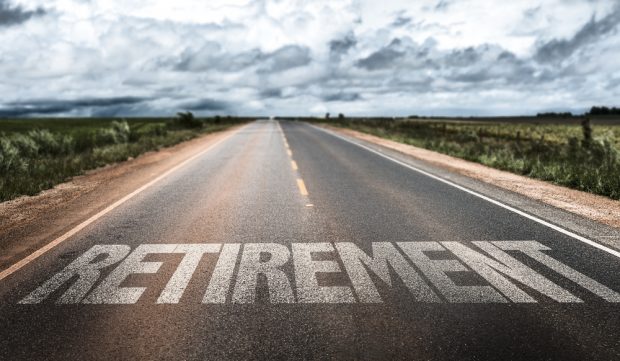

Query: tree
<box><xmin>173</xmin><ymin>111</ymin><xmax>202</xmax><ymax>128</ymax></box>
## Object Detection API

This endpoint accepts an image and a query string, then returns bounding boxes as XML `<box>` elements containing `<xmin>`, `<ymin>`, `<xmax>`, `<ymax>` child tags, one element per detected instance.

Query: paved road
<box><xmin>1</xmin><ymin>120</ymin><xmax>619</xmax><ymax>360</ymax></box>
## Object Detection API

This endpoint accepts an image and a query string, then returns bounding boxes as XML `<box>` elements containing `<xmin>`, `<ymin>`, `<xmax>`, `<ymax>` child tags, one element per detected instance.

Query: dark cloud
<box><xmin>322</xmin><ymin>92</ymin><xmax>361</xmax><ymax>102</ymax></box>
<box><xmin>259</xmin><ymin>88</ymin><xmax>283</xmax><ymax>98</ymax></box>
<box><xmin>434</xmin><ymin>0</ymin><xmax>451</xmax><ymax>11</ymax></box>
<box><xmin>178</xmin><ymin>98</ymin><xmax>229</xmax><ymax>111</ymax></box>
<box><xmin>392</xmin><ymin>16</ymin><xmax>411</xmax><ymax>27</ymax></box>
<box><xmin>0</xmin><ymin>96</ymin><xmax>150</xmax><ymax>117</ymax></box>
<box><xmin>174</xmin><ymin>44</ymin><xmax>310</xmax><ymax>74</ymax></box>
<box><xmin>174</xmin><ymin>45</ymin><xmax>265</xmax><ymax>73</ymax></box>
<box><xmin>535</xmin><ymin>6</ymin><xmax>620</xmax><ymax>62</ymax></box>
<box><xmin>257</xmin><ymin>45</ymin><xmax>311</xmax><ymax>73</ymax></box>
<box><xmin>444</xmin><ymin>47</ymin><xmax>481</xmax><ymax>67</ymax></box>
<box><xmin>329</xmin><ymin>34</ymin><xmax>357</xmax><ymax>60</ymax></box>
<box><xmin>356</xmin><ymin>40</ymin><xmax>405</xmax><ymax>71</ymax></box>
<box><xmin>0</xmin><ymin>0</ymin><xmax>46</xmax><ymax>27</ymax></box>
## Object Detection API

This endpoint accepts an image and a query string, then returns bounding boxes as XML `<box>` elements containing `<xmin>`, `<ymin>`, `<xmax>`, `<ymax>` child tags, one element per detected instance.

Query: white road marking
<box><xmin>19</xmin><ymin>245</ymin><xmax>131</xmax><ymax>304</ymax></box>
<box><xmin>293</xmin><ymin>243</ymin><xmax>355</xmax><ymax>303</ymax></box>
<box><xmin>398</xmin><ymin>242</ymin><xmax>506</xmax><ymax>303</ymax></box>
<box><xmin>309</xmin><ymin>124</ymin><xmax>620</xmax><ymax>259</ymax></box>
<box><xmin>85</xmin><ymin>244</ymin><xmax>177</xmax><ymax>304</ymax></box>
<box><xmin>19</xmin><ymin>241</ymin><xmax>618</xmax><ymax>304</ymax></box>
<box><xmin>232</xmin><ymin>243</ymin><xmax>295</xmax><ymax>303</ymax></box>
<box><xmin>335</xmin><ymin>242</ymin><xmax>440</xmax><ymax>303</ymax></box>
<box><xmin>493</xmin><ymin>241</ymin><xmax>620</xmax><ymax>302</ymax></box>
<box><xmin>203</xmin><ymin>243</ymin><xmax>241</xmax><ymax>304</ymax></box>
<box><xmin>442</xmin><ymin>241</ymin><xmax>581</xmax><ymax>302</ymax></box>
<box><xmin>157</xmin><ymin>244</ymin><xmax>221</xmax><ymax>304</ymax></box>
<box><xmin>0</xmin><ymin>125</ymin><xmax>248</xmax><ymax>283</ymax></box>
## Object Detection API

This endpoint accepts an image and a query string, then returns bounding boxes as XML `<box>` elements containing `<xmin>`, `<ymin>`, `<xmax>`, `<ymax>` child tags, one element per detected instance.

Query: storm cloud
<box><xmin>0</xmin><ymin>97</ymin><xmax>151</xmax><ymax>117</ymax></box>
<box><xmin>0</xmin><ymin>0</ymin><xmax>619</xmax><ymax>117</ymax></box>
<box><xmin>535</xmin><ymin>5</ymin><xmax>620</xmax><ymax>62</ymax></box>
<box><xmin>0</xmin><ymin>0</ymin><xmax>45</xmax><ymax>27</ymax></box>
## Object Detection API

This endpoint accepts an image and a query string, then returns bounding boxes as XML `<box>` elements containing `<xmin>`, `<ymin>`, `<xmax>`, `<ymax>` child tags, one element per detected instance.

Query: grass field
<box><xmin>0</xmin><ymin>115</ymin><xmax>248</xmax><ymax>202</ymax></box>
<box><xmin>309</xmin><ymin>117</ymin><xmax>620</xmax><ymax>200</ymax></box>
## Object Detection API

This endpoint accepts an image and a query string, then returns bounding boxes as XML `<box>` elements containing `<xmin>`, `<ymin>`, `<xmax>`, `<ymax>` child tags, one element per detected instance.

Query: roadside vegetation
<box><xmin>310</xmin><ymin>116</ymin><xmax>620</xmax><ymax>200</ymax></box>
<box><xmin>0</xmin><ymin>113</ymin><xmax>248</xmax><ymax>202</ymax></box>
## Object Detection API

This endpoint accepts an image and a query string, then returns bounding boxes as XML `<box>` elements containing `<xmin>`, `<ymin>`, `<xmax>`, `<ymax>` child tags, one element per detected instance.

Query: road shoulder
<box><xmin>0</xmin><ymin>125</ymin><xmax>244</xmax><ymax>270</ymax></box>
<box><xmin>316</xmin><ymin>123</ymin><xmax>620</xmax><ymax>251</ymax></box>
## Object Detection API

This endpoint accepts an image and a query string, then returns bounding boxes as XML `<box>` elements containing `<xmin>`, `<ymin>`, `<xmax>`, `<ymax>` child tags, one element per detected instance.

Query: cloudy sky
<box><xmin>0</xmin><ymin>0</ymin><xmax>619</xmax><ymax>117</ymax></box>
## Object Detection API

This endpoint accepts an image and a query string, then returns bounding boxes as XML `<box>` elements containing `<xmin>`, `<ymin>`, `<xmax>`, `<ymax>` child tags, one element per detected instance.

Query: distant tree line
<box><xmin>588</xmin><ymin>106</ymin><xmax>620</xmax><ymax>116</ymax></box>
<box><xmin>537</xmin><ymin>107</ymin><xmax>620</xmax><ymax>117</ymax></box>
<box><xmin>536</xmin><ymin>112</ymin><xmax>573</xmax><ymax>118</ymax></box>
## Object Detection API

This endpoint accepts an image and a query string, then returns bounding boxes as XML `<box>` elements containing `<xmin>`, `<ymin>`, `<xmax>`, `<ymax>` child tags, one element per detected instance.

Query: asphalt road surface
<box><xmin>1</xmin><ymin>120</ymin><xmax>619</xmax><ymax>360</ymax></box>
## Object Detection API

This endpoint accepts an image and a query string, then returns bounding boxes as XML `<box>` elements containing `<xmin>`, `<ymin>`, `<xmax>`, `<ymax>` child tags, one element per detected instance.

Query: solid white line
<box><xmin>309</xmin><ymin>123</ymin><xmax>620</xmax><ymax>259</ymax></box>
<box><xmin>0</xmin><ymin>124</ymin><xmax>249</xmax><ymax>282</ymax></box>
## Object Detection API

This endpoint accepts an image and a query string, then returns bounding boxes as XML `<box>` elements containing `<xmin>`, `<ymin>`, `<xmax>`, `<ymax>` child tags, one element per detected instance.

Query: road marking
<box><xmin>309</xmin><ymin>124</ymin><xmax>620</xmax><ymax>259</ymax></box>
<box><xmin>20</xmin><ymin>241</ymin><xmax>620</xmax><ymax>304</ymax></box>
<box><xmin>297</xmin><ymin>178</ymin><xmax>309</xmax><ymax>196</ymax></box>
<box><xmin>305</xmin><ymin>204</ymin><xmax>314</xmax><ymax>207</ymax></box>
<box><xmin>278</xmin><ymin>121</ymin><xmax>311</xmax><ymax>200</ymax></box>
<box><xmin>0</xmin><ymin>124</ymin><xmax>249</xmax><ymax>282</ymax></box>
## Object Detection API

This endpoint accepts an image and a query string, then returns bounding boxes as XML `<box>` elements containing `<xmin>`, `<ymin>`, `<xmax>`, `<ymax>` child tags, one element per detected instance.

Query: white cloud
<box><xmin>0</xmin><ymin>0</ymin><xmax>619</xmax><ymax>116</ymax></box>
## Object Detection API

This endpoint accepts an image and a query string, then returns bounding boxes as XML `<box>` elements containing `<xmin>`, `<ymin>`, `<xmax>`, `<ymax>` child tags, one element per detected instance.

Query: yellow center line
<box><xmin>278</xmin><ymin>121</ymin><xmax>311</xmax><ymax>200</ymax></box>
<box><xmin>296</xmin><ymin>178</ymin><xmax>309</xmax><ymax>196</ymax></box>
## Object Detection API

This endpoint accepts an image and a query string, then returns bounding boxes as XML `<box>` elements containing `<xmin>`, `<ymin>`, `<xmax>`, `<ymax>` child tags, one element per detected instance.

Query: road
<box><xmin>0</xmin><ymin>119</ymin><xmax>619</xmax><ymax>360</ymax></box>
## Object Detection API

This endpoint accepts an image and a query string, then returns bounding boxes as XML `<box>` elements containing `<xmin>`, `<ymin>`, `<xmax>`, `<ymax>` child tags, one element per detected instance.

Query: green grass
<box><xmin>0</xmin><ymin>116</ymin><xmax>249</xmax><ymax>202</ymax></box>
<box><xmin>309</xmin><ymin>117</ymin><xmax>620</xmax><ymax>200</ymax></box>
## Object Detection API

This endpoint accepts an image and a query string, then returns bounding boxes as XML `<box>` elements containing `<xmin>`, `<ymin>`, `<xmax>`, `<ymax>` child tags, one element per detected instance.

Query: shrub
<box><xmin>27</xmin><ymin>129</ymin><xmax>74</xmax><ymax>155</ymax></box>
<box><xmin>0</xmin><ymin>137</ymin><xmax>26</xmax><ymax>173</ymax></box>
<box><xmin>94</xmin><ymin>120</ymin><xmax>131</xmax><ymax>145</ymax></box>
<box><xmin>169</xmin><ymin>111</ymin><xmax>202</xmax><ymax>128</ymax></box>
<box><xmin>10</xmin><ymin>134</ymin><xmax>39</xmax><ymax>157</ymax></box>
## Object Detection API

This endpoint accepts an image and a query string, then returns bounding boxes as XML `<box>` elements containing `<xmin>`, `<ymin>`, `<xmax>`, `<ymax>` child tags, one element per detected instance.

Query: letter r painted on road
<box><xmin>85</xmin><ymin>244</ymin><xmax>221</xmax><ymax>304</ymax></box>
<box><xmin>19</xmin><ymin>245</ymin><xmax>131</xmax><ymax>304</ymax></box>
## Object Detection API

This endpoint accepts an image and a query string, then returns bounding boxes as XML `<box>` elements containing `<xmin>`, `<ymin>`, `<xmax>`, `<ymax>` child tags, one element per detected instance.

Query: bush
<box><xmin>169</xmin><ymin>111</ymin><xmax>202</xmax><ymax>128</ymax></box>
<box><xmin>27</xmin><ymin>129</ymin><xmax>73</xmax><ymax>155</ymax></box>
<box><xmin>0</xmin><ymin>137</ymin><xmax>26</xmax><ymax>173</ymax></box>
<box><xmin>10</xmin><ymin>134</ymin><xmax>39</xmax><ymax>157</ymax></box>
<box><xmin>94</xmin><ymin>120</ymin><xmax>131</xmax><ymax>145</ymax></box>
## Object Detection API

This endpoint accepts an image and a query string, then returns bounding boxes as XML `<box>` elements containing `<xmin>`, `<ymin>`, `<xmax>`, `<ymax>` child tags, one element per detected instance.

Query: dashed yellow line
<box><xmin>278</xmin><ymin>121</ymin><xmax>310</xmax><ymax>200</ymax></box>
<box><xmin>296</xmin><ymin>178</ymin><xmax>309</xmax><ymax>196</ymax></box>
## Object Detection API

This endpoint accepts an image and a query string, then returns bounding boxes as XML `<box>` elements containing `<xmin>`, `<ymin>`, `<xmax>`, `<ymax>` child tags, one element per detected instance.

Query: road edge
<box><xmin>309</xmin><ymin>122</ymin><xmax>620</xmax><ymax>255</ymax></box>
<box><xmin>0</xmin><ymin>123</ymin><xmax>250</xmax><ymax>281</ymax></box>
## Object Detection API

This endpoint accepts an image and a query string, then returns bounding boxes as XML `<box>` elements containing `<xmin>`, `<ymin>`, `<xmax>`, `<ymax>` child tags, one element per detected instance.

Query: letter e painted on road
<box><xmin>398</xmin><ymin>242</ymin><xmax>507</xmax><ymax>303</ymax></box>
<box><xmin>293</xmin><ymin>243</ymin><xmax>355</xmax><ymax>303</ymax></box>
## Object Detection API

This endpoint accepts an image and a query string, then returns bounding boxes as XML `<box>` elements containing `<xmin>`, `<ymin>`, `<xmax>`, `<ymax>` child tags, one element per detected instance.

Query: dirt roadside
<box><xmin>0</xmin><ymin>125</ymin><xmax>244</xmax><ymax>269</ymax></box>
<box><xmin>324</xmin><ymin>125</ymin><xmax>620</xmax><ymax>229</ymax></box>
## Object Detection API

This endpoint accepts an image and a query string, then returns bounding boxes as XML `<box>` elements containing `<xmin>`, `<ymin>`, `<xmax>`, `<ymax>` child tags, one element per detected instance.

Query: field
<box><xmin>309</xmin><ymin>117</ymin><xmax>620</xmax><ymax>200</ymax></box>
<box><xmin>0</xmin><ymin>115</ymin><xmax>248</xmax><ymax>202</ymax></box>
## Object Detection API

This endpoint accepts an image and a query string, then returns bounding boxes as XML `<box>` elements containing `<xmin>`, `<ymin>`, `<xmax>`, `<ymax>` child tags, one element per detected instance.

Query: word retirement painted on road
<box><xmin>20</xmin><ymin>241</ymin><xmax>620</xmax><ymax>304</ymax></box>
